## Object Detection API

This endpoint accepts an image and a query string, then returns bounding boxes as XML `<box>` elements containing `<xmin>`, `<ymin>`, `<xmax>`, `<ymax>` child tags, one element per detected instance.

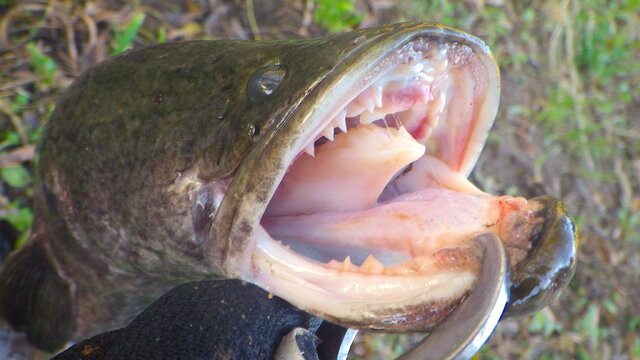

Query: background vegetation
<box><xmin>0</xmin><ymin>0</ymin><xmax>638</xmax><ymax>359</ymax></box>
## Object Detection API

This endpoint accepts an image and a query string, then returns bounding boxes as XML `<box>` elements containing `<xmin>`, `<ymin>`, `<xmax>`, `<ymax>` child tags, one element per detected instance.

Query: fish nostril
<box><xmin>247</xmin><ymin>65</ymin><xmax>286</xmax><ymax>101</ymax></box>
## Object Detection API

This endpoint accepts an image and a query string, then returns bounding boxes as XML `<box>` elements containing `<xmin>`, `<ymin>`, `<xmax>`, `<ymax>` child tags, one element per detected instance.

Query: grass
<box><xmin>313</xmin><ymin>0</ymin><xmax>363</xmax><ymax>32</ymax></box>
<box><xmin>111</xmin><ymin>13</ymin><xmax>146</xmax><ymax>54</ymax></box>
<box><xmin>0</xmin><ymin>0</ymin><xmax>638</xmax><ymax>358</ymax></box>
<box><xmin>25</xmin><ymin>42</ymin><xmax>57</xmax><ymax>85</ymax></box>
<box><xmin>391</xmin><ymin>0</ymin><xmax>640</xmax><ymax>358</ymax></box>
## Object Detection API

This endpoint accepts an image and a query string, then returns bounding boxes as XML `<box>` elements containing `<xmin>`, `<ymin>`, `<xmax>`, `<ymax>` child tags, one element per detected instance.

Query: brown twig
<box><xmin>245</xmin><ymin>0</ymin><xmax>261</xmax><ymax>40</ymax></box>
<box><xmin>0</xmin><ymin>145</ymin><xmax>35</xmax><ymax>167</ymax></box>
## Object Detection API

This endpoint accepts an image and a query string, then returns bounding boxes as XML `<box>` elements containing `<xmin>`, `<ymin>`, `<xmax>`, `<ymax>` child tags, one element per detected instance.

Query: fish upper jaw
<box><xmin>212</xmin><ymin>24</ymin><xmax>564</xmax><ymax>331</ymax></box>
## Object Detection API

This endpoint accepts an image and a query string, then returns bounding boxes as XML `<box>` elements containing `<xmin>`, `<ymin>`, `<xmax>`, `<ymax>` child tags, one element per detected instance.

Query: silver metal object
<box><xmin>397</xmin><ymin>233</ymin><xmax>510</xmax><ymax>360</ymax></box>
<box><xmin>316</xmin><ymin>322</ymin><xmax>359</xmax><ymax>360</ymax></box>
<box><xmin>335</xmin><ymin>328</ymin><xmax>358</xmax><ymax>360</ymax></box>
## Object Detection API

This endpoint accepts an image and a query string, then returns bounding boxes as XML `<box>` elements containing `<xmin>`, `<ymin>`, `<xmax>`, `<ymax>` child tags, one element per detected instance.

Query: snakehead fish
<box><xmin>0</xmin><ymin>22</ymin><xmax>577</xmax><ymax>352</ymax></box>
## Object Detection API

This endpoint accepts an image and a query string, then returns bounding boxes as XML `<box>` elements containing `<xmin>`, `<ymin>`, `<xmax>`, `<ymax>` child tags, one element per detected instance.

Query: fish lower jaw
<box><xmin>249</xmin><ymin>189</ymin><xmax>534</xmax><ymax>330</ymax></box>
<box><xmin>247</xmin><ymin>223</ymin><xmax>478</xmax><ymax>330</ymax></box>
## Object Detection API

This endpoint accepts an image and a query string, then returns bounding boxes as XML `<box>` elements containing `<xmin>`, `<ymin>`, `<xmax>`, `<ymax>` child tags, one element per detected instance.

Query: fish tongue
<box><xmin>263</xmin><ymin>189</ymin><xmax>499</xmax><ymax>263</ymax></box>
<box><xmin>265</xmin><ymin>124</ymin><xmax>425</xmax><ymax>216</ymax></box>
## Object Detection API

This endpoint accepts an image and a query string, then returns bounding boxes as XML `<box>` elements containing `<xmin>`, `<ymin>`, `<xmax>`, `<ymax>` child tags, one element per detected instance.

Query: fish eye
<box><xmin>247</xmin><ymin>65</ymin><xmax>286</xmax><ymax>101</ymax></box>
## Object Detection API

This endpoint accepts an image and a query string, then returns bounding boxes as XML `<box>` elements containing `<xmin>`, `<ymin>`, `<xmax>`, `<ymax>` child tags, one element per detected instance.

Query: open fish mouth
<box><xmin>210</xmin><ymin>24</ymin><xmax>576</xmax><ymax>331</ymax></box>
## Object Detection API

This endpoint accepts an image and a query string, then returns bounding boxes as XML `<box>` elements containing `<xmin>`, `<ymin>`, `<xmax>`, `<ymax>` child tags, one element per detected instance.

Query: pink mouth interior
<box><xmin>256</xmin><ymin>41</ymin><xmax>530</xmax><ymax>277</ymax></box>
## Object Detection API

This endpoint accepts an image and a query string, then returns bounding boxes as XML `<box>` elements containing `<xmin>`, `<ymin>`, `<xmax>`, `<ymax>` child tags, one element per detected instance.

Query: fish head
<box><xmin>197</xmin><ymin>23</ymin><xmax>576</xmax><ymax>331</ymax></box>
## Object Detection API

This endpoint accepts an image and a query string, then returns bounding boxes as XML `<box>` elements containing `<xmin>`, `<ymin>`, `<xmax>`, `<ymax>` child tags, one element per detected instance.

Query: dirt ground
<box><xmin>0</xmin><ymin>0</ymin><xmax>638</xmax><ymax>359</ymax></box>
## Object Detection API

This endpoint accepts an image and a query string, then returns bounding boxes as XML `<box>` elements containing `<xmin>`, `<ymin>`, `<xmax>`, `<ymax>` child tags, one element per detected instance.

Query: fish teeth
<box><xmin>373</xmin><ymin>85</ymin><xmax>384</xmax><ymax>108</ymax></box>
<box><xmin>333</xmin><ymin>109</ymin><xmax>347</xmax><ymax>133</ymax></box>
<box><xmin>432</xmin><ymin>51</ymin><xmax>449</xmax><ymax>72</ymax></box>
<box><xmin>342</xmin><ymin>256</ymin><xmax>355</xmax><ymax>272</ymax></box>
<box><xmin>360</xmin><ymin>255</ymin><xmax>385</xmax><ymax>274</ymax></box>
<box><xmin>322</xmin><ymin>123</ymin><xmax>335</xmax><ymax>141</ymax></box>
<box><xmin>428</xmin><ymin>90</ymin><xmax>446</xmax><ymax>129</ymax></box>
<box><xmin>326</xmin><ymin>259</ymin><xmax>340</xmax><ymax>270</ymax></box>
<box><xmin>345</xmin><ymin>102</ymin><xmax>364</xmax><ymax>117</ymax></box>
<box><xmin>326</xmin><ymin>255</ymin><xmax>387</xmax><ymax>275</ymax></box>
<box><xmin>303</xmin><ymin>143</ymin><xmax>315</xmax><ymax>157</ymax></box>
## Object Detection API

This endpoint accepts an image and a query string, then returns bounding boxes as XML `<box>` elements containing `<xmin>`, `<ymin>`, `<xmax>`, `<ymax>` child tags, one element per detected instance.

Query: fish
<box><xmin>0</xmin><ymin>22</ymin><xmax>577</xmax><ymax>352</ymax></box>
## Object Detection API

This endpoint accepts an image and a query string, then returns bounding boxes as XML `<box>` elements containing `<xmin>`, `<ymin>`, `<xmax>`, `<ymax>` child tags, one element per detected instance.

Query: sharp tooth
<box><xmin>322</xmin><ymin>124</ymin><xmax>335</xmax><ymax>141</ymax></box>
<box><xmin>346</xmin><ymin>103</ymin><xmax>364</xmax><ymax>117</ymax></box>
<box><xmin>303</xmin><ymin>143</ymin><xmax>315</xmax><ymax>157</ymax></box>
<box><xmin>343</xmin><ymin>256</ymin><xmax>353</xmax><ymax>272</ymax></box>
<box><xmin>434</xmin><ymin>56</ymin><xmax>448</xmax><ymax>73</ymax></box>
<box><xmin>327</xmin><ymin>259</ymin><xmax>340</xmax><ymax>270</ymax></box>
<box><xmin>333</xmin><ymin>110</ymin><xmax>347</xmax><ymax>133</ymax></box>
<box><xmin>361</xmin><ymin>255</ymin><xmax>385</xmax><ymax>274</ymax></box>
<box><xmin>373</xmin><ymin>85</ymin><xmax>383</xmax><ymax>108</ymax></box>
<box><xmin>428</xmin><ymin>90</ymin><xmax>446</xmax><ymax>129</ymax></box>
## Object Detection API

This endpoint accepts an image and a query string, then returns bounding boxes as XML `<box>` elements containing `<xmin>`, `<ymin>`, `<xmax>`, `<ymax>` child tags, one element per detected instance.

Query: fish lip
<box><xmin>503</xmin><ymin>196</ymin><xmax>578</xmax><ymax>318</ymax></box>
<box><xmin>211</xmin><ymin>23</ymin><xmax>501</xmax><ymax>329</ymax></box>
